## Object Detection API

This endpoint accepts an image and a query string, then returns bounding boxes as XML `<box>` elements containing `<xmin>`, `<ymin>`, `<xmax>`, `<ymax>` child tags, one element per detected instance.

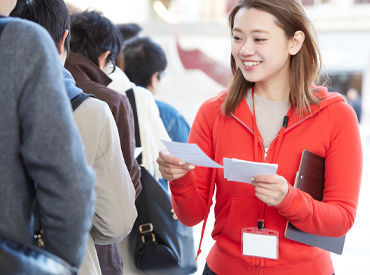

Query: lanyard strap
<box><xmin>251</xmin><ymin>86</ymin><xmax>293</xmax><ymax>229</ymax></box>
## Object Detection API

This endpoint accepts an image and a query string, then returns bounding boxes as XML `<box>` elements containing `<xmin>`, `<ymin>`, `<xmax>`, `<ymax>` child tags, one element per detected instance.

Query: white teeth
<box><xmin>244</xmin><ymin>61</ymin><xmax>262</xmax><ymax>67</ymax></box>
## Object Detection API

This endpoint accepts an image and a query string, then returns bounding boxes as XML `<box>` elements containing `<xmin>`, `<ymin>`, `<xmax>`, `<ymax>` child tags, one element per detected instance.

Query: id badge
<box><xmin>242</xmin><ymin>228</ymin><xmax>279</xmax><ymax>260</ymax></box>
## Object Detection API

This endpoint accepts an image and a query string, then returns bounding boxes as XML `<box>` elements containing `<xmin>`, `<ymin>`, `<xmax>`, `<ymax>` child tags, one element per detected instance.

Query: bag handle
<box><xmin>126</xmin><ymin>88</ymin><xmax>143</xmax><ymax>165</ymax></box>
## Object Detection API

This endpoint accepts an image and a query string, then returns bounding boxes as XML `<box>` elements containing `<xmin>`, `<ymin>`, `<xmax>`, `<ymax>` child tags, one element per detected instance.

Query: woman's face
<box><xmin>231</xmin><ymin>8</ymin><xmax>293</xmax><ymax>86</ymax></box>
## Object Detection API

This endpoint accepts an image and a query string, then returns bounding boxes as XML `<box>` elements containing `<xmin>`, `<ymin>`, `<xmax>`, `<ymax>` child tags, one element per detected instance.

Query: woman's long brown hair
<box><xmin>223</xmin><ymin>0</ymin><xmax>324</xmax><ymax>116</ymax></box>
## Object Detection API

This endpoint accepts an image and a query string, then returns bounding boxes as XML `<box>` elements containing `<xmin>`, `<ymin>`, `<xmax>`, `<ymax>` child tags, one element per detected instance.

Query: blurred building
<box><xmin>302</xmin><ymin>0</ymin><xmax>370</xmax><ymax>127</ymax></box>
<box><xmin>70</xmin><ymin>0</ymin><xmax>370</xmax><ymax>125</ymax></box>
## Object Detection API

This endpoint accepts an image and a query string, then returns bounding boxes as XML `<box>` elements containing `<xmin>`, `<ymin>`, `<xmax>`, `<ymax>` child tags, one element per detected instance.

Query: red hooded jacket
<box><xmin>170</xmin><ymin>87</ymin><xmax>362</xmax><ymax>275</ymax></box>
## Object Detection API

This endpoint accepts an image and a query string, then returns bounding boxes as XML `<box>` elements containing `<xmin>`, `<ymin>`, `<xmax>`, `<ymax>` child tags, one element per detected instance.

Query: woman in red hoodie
<box><xmin>157</xmin><ymin>0</ymin><xmax>362</xmax><ymax>274</ymax></box>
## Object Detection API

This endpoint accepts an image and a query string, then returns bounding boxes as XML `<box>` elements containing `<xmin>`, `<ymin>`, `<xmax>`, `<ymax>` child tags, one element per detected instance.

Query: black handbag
<box><xmin>0</xmin><ymin>235</ymin><xmax>77</xmax><ymax>275</ymax></box>
<box><xmin>0</xmin><ymin>16</ymin><xmax>77</xmax><ymax>275</ymax></box>
<box><xmin>126</xmin><ymin>89</ymin><xmax>197</xmax><ymax>274</ymax></box>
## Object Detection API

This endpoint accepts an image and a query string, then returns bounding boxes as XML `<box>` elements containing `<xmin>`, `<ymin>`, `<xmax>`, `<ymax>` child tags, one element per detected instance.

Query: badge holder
<box><xmin>241</xmin><ymin>222</ymin><xmax>279</xmax><ymax>260</ymax></box>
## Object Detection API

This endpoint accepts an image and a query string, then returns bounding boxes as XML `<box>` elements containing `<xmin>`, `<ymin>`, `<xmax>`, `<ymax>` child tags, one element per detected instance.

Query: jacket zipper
<box><xmin>231</xmin><ymin>114</ymin><xmax>264</xmax><ymax>145</ymax></box>
<box><xmin>232</xmin><ymin>112</ymin><xmax>314</xmax><ymax>274</ymax></box>
<box><xmin>232</xmin><ymin>114</ymin><xmax>266</xmax><ymax>272</ymax></box>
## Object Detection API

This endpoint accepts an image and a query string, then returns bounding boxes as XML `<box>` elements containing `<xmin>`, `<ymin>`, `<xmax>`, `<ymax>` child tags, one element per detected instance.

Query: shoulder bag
<box><xmin>126</xmin><ymin>88</ymin><xmax>197</xmax><ymax>274</ymax></box>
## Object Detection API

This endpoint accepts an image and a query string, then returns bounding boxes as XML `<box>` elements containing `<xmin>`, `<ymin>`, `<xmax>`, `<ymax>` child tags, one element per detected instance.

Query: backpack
<box><xmin>71</xmin><ymin>93</ymin><xmax>93</xmax><ymax>111</ymax></box>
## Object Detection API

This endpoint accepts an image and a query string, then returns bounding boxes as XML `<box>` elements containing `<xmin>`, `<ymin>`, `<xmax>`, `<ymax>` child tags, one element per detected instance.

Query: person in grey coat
<box><xmin>0</xmin><ymin>0</ymin><xmax>95</xmax><ymax>270</ymax></box>
<box><xmin>11</xmin><ymin>1</ymin><xmax>138</xmax><ymax>273</ymax></box>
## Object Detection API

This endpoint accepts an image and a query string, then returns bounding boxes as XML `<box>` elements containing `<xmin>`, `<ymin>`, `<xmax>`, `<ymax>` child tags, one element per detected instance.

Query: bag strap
<box><xmin>71</xmin><ymin>93</ymin><xmax>94</xmax><ymax>111</ymax></box>
<box><xmin>126</xmin><ymin>88</ymin><xmax>143</xmax><ymax>164</ymax></box>
<box><xmin>196</xmin><ymin>111</ymin><xmax>225</xmax><ymax>260</ymax></box>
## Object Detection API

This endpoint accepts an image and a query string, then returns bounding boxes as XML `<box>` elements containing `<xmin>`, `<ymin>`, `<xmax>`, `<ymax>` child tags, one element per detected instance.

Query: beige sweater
<box><xmin>74</xmin><ymin>98</ymin><xmax>137</xmax><ymax>275</ymax></box>
<box><xmin>246</xmin><ymin>91</ymin><xmax>290</xmax><ymax>149</ymax></box>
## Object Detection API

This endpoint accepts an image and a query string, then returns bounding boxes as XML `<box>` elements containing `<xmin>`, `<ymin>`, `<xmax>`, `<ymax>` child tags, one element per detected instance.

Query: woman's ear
<box><xmin>98</xmin><ymin>50</ymin><xmax>111</xmax><ymax>70</ymax></box>
<box><xmin>289</xmin><ymin>30</ymin><xmax>305</xmax><ymax>56</ymax></box>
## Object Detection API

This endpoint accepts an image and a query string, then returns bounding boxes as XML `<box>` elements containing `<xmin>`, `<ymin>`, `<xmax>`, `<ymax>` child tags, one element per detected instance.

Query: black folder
<box><xmin>284</xmin><ymin>150</ymin><xmax>346</xmax><ymax>254</ymax></box>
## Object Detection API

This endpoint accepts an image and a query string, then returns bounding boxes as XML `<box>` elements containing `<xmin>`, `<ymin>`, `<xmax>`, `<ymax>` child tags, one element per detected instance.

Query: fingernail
<box><xmin>251</xmin><ymin>177</ymin><xmax>255</xmax><ymax>182</ymax></box>
<box><xmin>188</xmin><ymin>165</ymin><xmax>195</xmax><ymax>170</ymax></box>
<box><xmin>179</xmin><ymin>161</ymin><xmax>185</xmax><ymax>165</ymax></box>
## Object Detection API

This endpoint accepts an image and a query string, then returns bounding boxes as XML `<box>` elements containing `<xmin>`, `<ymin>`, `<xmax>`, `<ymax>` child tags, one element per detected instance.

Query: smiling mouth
<box><xmin>243</xmin><ymin>61</ymin><xmax>262</xmax><ymax>67</ymax></box>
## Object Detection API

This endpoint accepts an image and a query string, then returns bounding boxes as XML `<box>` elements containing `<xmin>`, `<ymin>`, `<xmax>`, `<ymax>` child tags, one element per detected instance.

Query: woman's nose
<box><xmin>239</xmin><ymin>40</ymin><xmax>255</xmax><ymax>56</ymax></box>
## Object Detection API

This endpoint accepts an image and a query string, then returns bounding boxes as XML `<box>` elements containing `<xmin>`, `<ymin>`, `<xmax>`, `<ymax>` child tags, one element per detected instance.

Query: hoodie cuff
<box><xmin>274</xmin><ymin>183</ymin><xmax>297</xmax><ymax>215</ymax></box>
<box><xmin>169</xmin><ymin>170</ymin><xmax>197</xmax><ymax>195</ymax></box>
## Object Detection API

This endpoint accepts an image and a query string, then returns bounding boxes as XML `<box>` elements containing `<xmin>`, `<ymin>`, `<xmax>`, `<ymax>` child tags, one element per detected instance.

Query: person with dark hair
<box><xmin>123</xmin><ymin>36</ymin><xmax>190</xmax><ymax>143</ymax></box>
<box><xmin>10</xmin><ymin>0</ymin><xmax>71</xmax><ymax>53</ymax></box>
<box><xmin>115</xmin><ymin>23</ymin><xmax>142</xmax><ymax>70</ymax></box>
<box><xmin>0</xmin><ymin>0</ymin><xmax>95</xmax><ymax>271</ymax></box>
<box><xmin>104</xmin><ymin>35</ymin><xmax>170</xmax><ymax>184</ymax></box>
<box><xmin>157</xmin><ymin>0</ymin><xmax>362</xmax><ymax>274</ymax></box>
<box><xmin>117</xmin><ymin>23</ymin><xmax>142</xmax><ymax>41</ymax></box>
<box><xmin>65</xmin><ymin>10</ymin><xmax>141</xmax><ymax>275</ymax></box>
<box><xmin>11</xmin><ymin>1</ymin><xmax>138</xmax><ymax>274</ymax></box>
<box><xmin>113</xmin><ymin>35</ymin><xmax>192</xmax><ymax>275</ymax></box>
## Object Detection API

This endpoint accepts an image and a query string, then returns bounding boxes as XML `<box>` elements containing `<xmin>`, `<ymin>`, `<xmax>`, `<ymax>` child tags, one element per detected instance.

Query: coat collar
<box><xmin>65</xmin><ymin>52</ymin><xmax>112</xmax><ymax>87</ymax></box>
<box><xmin>102</xmin><ymin>63</ymin><xmax>135</xmax><ymax>93</ymax></box>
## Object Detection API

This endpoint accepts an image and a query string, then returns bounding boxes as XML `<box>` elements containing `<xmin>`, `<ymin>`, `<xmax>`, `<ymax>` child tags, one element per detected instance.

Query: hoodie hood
<box><xmin>232</xmin><ymin>85</ymin><xmax>346</xmax><ymax>133</ymax></box>
<box><xmin>63</xmin><ymin>68</ymin><xmax>82</xmax><ymax>100</ymax></box>
<box><xmin>290</xmin><ymin>86</ymin><xmax>346</xmax><ymax>125</ymax></box>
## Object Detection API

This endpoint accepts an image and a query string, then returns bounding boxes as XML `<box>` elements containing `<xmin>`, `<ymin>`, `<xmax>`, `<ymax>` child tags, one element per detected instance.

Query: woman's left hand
<box><xmin>251</xmin><ymin>175</ymin><xmax>289</xmax><ymax>206</ymax></box>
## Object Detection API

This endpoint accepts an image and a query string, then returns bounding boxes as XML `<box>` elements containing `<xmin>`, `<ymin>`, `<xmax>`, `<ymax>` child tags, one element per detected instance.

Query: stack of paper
<box><xmin>161</xmin><ymin>140</ymin><xmax>223</xmax><ymax>168</ymax></box>
<box><xmin>223</xmin><ymin>158</ymin><xmax>278</xmax><ymax>184</ymax></box>
<box><xmin>161</xmin><ymin>141</ymin><xmax>278</xmax><ymax>183</ymax></box>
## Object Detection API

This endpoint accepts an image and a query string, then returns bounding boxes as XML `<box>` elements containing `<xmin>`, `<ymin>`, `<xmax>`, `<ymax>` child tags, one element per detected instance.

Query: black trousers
<box><xmin>202</xmin><ymin>263</ymin><xmax>335</xmax><ymax>275</ymax></box>
<box><xmin>202</xmin><ymin>263</ymin><xmax>216</xmax><ymax>275</ymax></box>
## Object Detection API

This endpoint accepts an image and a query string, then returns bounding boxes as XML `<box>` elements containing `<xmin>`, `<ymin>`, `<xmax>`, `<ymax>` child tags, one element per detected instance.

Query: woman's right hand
<box><xmin>157</xmin><ymin>150</ymin><xmax>195</xmax><ymax>181</ymax></box>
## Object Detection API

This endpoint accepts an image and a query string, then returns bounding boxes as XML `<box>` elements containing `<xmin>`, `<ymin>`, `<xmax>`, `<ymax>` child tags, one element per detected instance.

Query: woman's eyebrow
<box><xmin>232</xmin><ymin>27</ymin><xmax>269</xmax><ymax>34</ymax></box>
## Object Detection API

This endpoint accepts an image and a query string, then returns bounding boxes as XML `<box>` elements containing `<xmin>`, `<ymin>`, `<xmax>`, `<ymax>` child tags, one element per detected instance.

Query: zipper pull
<box><xmin>258</xmin><ymin>219</ymin><xmax>265</xmax><ymax>230</ymax></box>
<box><xmin>264</xmin><ymin>147</ymin><xmax>268</xmax><ymax>161</ymax></box>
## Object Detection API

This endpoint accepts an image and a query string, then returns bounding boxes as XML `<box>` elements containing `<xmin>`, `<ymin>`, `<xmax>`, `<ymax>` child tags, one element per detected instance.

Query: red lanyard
<box><xmin>251</xmin><ymin>86</ymin><xmax>293</xmax><ymax>229</ymax></box>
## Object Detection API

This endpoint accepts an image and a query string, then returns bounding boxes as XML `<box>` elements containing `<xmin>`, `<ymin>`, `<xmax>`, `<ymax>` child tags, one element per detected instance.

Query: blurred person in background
<box><xmin>0</xmin><ymin>0</ymin><xmax>95</xmax><ymax>271</ymax></box>
<box><xmin>157</xmin><ymin>0</ymin><xmax>362</xmax><ymax>274</ymax></box>
<box><xmin>11</xmin><ymin>1</ymin><xmax>138</xmax><ymax>274</ymax></box>
<box><xmin>117</xmin><ymin>23</ymin><xmax>142</xmax><ymax>40</ymax></box>
<box><xmin>122</xmin><ymin>36</ymin><xmax>190</xmax><ymax>143</ymax></box>
<box><xmin>103</xmin><ymin>23</ymin><xmax>174</xmax><ymax>275</ymax></box>
<box><xmin>115</xmin><ymin>23</ymin><xmax>142</xmax><ymax>70</ymax></box>
<box><xmin>346</xmin><ymin>88</ymin><xmax>362</xmax><ymax>123</ymax></box>
<box><xmin>105</xmin><ymin>30</ymin><xmax>170</xmax><ymax>183</ymax></box>
<box><xmin>65</xmin><ymin>10</ymin><xmax>141</xmax><ymax>275</ymax></box>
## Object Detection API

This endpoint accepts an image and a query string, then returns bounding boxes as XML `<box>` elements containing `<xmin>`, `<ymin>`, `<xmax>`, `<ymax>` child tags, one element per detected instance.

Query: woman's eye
<box><xmin>255</xmin><ymin>38</ymin><xmax>266</xmax><ymax>42</ymax></box>
<box><xmin>232</xmin><ymin>35</ymin><xmax>241</xmax><ymax>41</ymax></box>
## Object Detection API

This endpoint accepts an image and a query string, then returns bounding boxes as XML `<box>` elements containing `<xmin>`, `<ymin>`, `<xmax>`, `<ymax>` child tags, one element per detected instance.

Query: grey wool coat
<box><xmin>0</xmin><ymin>18</ymin><xmax>95</xmax><ymax>268</ymax></box>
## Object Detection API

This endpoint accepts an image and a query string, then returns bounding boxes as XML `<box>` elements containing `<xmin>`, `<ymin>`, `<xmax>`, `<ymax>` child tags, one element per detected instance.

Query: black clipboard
<box><xmin>284</xmin><ymin>150</ymin><xmax>346</xmax><ymax>254</ymax></box>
